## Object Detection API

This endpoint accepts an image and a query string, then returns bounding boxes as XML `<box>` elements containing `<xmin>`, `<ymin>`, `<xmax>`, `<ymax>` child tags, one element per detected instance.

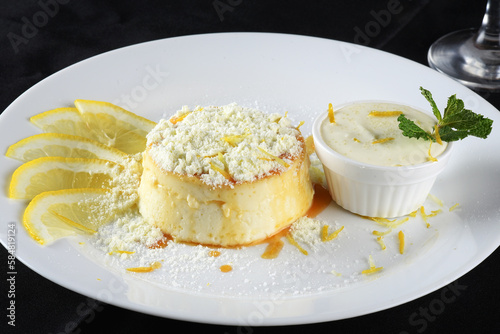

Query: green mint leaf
<box><xmin>420</xmin><ymin>87</ymin><xmax>442</xmax><ymax>121</ymax></box>
<box><xmin>437</xmin><ymin>125</ymin><xmax>470</xmax><ymax>142</ymax></box>
<box><xmin>397</xmin><ymin>114</ymin><xmax>435</xmax><ymax>141</ymax></box>
<box><xmin>443</xmin><ymin>94</ymin><xmax>465</xmax><ymax>119</ymax></box>
<box><xmin>440</xmin><ymin>109</ymin><xmax>493</xmax><ymax>140</ymax></box>
<box><xmin>398</xmin><ymin>87</ymin><xmax>494</xmax><ymax>142</ymax></box>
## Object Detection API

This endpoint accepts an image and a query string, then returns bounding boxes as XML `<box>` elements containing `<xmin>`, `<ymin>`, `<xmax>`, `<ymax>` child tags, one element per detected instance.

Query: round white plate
<box><xmin>1</xmin><ymin>33</ymin><xmax>499</xmax><ymax>326</ymax></box>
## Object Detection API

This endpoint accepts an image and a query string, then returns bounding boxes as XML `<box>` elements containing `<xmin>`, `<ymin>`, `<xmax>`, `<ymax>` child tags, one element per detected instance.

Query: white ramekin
<box><xmin>312</xmin><ymin>101</ymin><xmax>454</xmax><ymax>218</ymax></box>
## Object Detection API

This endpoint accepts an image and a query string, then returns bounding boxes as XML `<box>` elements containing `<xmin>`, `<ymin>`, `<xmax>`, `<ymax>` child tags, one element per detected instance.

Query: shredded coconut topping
<box><xmin>147</xmin><ymin>103</ymin><xmax>303</xmax><ymax>187</ymax></box>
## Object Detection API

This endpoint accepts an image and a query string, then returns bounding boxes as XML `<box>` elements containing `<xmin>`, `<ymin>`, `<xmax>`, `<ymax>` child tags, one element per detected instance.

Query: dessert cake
<box><xmin>138</xmin><ymin>103</ymin><xmax>314</xmax><ymax>247</ymax></box>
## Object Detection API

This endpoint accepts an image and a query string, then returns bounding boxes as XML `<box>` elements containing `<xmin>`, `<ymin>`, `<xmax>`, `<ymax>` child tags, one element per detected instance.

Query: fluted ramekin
<box><xmin>312</xmin><ymin>101</ymin><xmax>454</xmax><ymax>218</ymax></box>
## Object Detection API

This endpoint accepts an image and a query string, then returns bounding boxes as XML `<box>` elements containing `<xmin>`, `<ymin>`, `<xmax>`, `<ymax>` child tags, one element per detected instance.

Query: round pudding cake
<box><xmin>138</xmin><ymin>103</ymin><xmax>314</xmax><ymax>247</ymax></box>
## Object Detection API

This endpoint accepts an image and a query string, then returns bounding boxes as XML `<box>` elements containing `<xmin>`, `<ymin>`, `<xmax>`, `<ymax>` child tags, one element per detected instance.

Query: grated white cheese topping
<box><xmin>289</xmin><ymin>216</ymin><xmax>323</xmax><ymax>249</ymax></box>
<box><xmin>146</xmin><ymin>103</ymin><xmax>303</xmax><ymax>187</ymax></box>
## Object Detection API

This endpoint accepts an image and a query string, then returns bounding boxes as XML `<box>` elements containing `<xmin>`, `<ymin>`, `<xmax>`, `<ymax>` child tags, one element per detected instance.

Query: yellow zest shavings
<box><xmin>427</xmin><ymin>142</ymin><xmax>438</xmax><ymax>162</ymax></box>
<box><xmin>428</xmin><ymin>193</ymin><xmax>444</xmax><ymax>207</ymax></box>
<box><xmin>321</xmin><ymin>225</ymin><xmax>344</xmax><ymax>242</ymax></box>
<box><xmin>49</xmin><ymin>210</ymin><xmax>97</xmax><ymax>234</ymax></box>
<box><xmin>409</xmin><ymin>209</ymin><xmax>418</xmax><ymax>217</ymax></box>
<box><xmin>109</xmin><ymin>250</ymin><xmax>135</xmax><ymax>256</ymax></box>
<box><xmin>286</xmin><ymin>234</ymin><xmax>308</xmax><ymax>255</ymax></box>
<box><xmin>126</xmin><ymin>261</ymin><xmax>162</xmax><ymax>273</ymax></box>
<box><xmin>330</xmin><ymin>270</ymin><xmax>342</xmax><ymax>277</ymax></box>
<box><xmin>296</xmin><ymin>120</ymin><xmax>305</xmax><ymax>130</ymax></box>
<box><xmin>221</xmin><ymin>133</ymin><xmax>249</xmax><ymax>147</ymax></box>
<box><xmin>362</xmin><ymin>267</ymin><xmax>383</xmax><ymax>275</ymax></box>
<box><xmin>169</xmin><ymin>112</ymin><xmax>191</xmax><ymax>124</ymax></box>
<box><xmin>368</xmin><ymin>111</ymin><xmax>403</xmax><ymax>117</ymax></box>
<box><xmin>328</xmin><ymin>103</ymin><xmax>335</xmax><ymax>123</ymax></box>
<box><xmin>398</xmin><ymin>230</ymin><xmax>405</xmax><ymax>254</ymax></box>
<box><xmin>209</xmin><ymin>161</ymin><xmax>232</xmax><ymax>181</ymax></box>
<box><xmin>388</xmin><ymin>217</ymin><xmax>409</xmax><ymax>228</ymax></box>
<box><xmin>376</xmin><ymin>236</ymin><xmax>386</xmax><ymax>250</ymax></box>
<box><xmin>218</xmin><ymin>152</ymin><xmax>228</xmax><ymax>169</ymax></box>
<box><xmin>372</xmin><ymin>229</ymin><xmax>392</xmax><ymax>236</ymax></box>
<box><xmin>449</xmin><ymin>203</ymin><xmax>460</xmax><ymax>212</ymax></box>
<box><xmin>420</xmin><ymin>206</ymin><xmax>430</xmax><ymax>228</ymax></box>
<box><xmin>434</xmin><ymin>124</ymin><xmax>443</xmax><ymax>145</ymax></box>
<box><xmin>362</xmin><ymin>255</ymin><xmax>383</xmax><ymax>275</ymax></box>
<box><xmin>353</xmin><ymin>137</ymin><xmax>361</xmax><ymax>143</ymax></box>
<box><xmin>368</xmin><ymin>254</ymin><xmax>376</xmax><ymax>268</ymax></box>
<box><xmin>305</xmin><ymin>135</ymin><xmax>315</xmax><ymax>155</ymax></box>
<box><xmin>372</xmin><ymin>137</ymin><xmax>394</xmax><ymax>144</ymax></box>
<box><xmin>201</xmin><ymin>153</ymin><xmax>218</xmax><ymax>159</ymax></box>
<box><xmin>257</xmin><ymin>147</ymin><xmax>290</xmax><ymax>167</ymax></box>
<box><xmin>429</xmin><ymin>209</ymin><xmax>442</xmax><ymax>217</ymax></box>
<box><xmin>368</xmin><ymin>216</ymin><xmax>409</xmax><ymax>229</ymax></box>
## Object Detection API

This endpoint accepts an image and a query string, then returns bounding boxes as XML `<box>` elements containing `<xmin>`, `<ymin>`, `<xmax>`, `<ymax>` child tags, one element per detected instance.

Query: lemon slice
<box><xmin>74</xmin><ymin>99</ymin><xmax>157</xmax><ymax>154</ymax></box>
<box><xmin>9</xmin><ymin>157</ymin><xmax>121</xmax><ymax>199</ymax></box>
<box><xmin>23</xmin><ymin>188</ymin><xmax>117</xmax><ymax>245</ymax></box>
<box><xmin>30</xmin><ymin>108</ymin><xmax>99</xmax><ymax>141</ymax></box>
<box><xmin>6</xmin><ymin>133</ymin><xmax>128</xmax><ymax>163</ymax></box>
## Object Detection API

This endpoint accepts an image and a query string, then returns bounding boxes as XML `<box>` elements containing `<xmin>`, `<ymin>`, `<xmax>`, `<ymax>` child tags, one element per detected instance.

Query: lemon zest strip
<box><xmin>398</xmin><ymin>230</ymin><xmax>405</xmax><ymax>254</ymax></box>
<box><xmin>109</xmin><ymin>250</ymin><xmax>135</xmax><ymax>255</ymax></box>
<box><xmin>209</xmin><ymin>161</ymin><xmax>232</xmax><ymax>181</ymax></box>
<box><xmin>362</xmin><ymin>255</ymin><xmax>383</xmax><ymax>275</ymax></box>
<box><xmin>372</xmin><ymin>137</ymin><xmax>394</xmax><ymax>144</ymax></box>
<box><xmin>330</xmin><ymin>270</ymin><xmax>342</xmax><ymax>277</ymax></box>
<box><xmin>170</xmin><ymin>112</ymin><xmax>191</xmax><ymax>124</ymax></box>
<box><xmin>428</xmin><ymin>141</ymin><xmax>438</xmax><ymax>162</ymax></box>
<box><xmin>321</xmin><ymin>225</ymin><xmax>344</xmax><ymax>242</ymax></box>
<box><xmin>126</xmin><ymin>261</ymin><xmax>161</xmax><ymax>273</ymax></box>
<box><xmin>434</xmin><ymin>124</ymin><xmax>443</xmax><ymax>145</ymax></box>
<box><xmin>257</xmin><ymin>147</ymin><xmax>290</xmax><ymax>168</ymax></box>
<box><xmin>373</xmin><ymin>229</ymin><xmax>392</xmax><ymax>236</ymax></box>
<box><xmin>328</xmin><ymin>103</ymin><xmax>335</xmax><ymax>123</ymax></box>
<box><xmin>420</xmin><ymin>206</ymin><xmax>430</xmax><ymax>228</ymax></box>
<box><xmin>428</xmin><ymin>193</ymin><xmax>444</xmax><ymax>207</ymax></box>
<box><xmin>368</xmin><ymin>111</ymin><xmax>403</xmax><ymax>117</ymax></box>
<box><xmin>221</xmin><ymin>134</ymin><xmax>249</xmax><ymax>147</ymax></box>
<box><xmin>286</xmin><ymin>234</ymin><xmax>308</xmax><ymax>255</ymax></box>
<box><xmin>362</xmin><ymin>267</ymin><xmax>383</xmax><ymax>275</ymax></box>
<box><xmin>376</xmin><ymin>236</ymin><xmax>387</xmax><ymax>250</ymax></box>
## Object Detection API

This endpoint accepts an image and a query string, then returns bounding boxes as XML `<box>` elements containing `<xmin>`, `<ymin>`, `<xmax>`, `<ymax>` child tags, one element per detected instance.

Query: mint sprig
<box><xmin>397</xmin><ymin>87</ymin><xmax>493</xmax><ymax>142</ymax></box>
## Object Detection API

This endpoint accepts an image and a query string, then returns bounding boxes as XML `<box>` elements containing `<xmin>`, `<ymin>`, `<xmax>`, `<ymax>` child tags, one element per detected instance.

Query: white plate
<box><xmin>1</xmin><ymin>33</ymin><xmax>499</xmax><ymax>326</ymax></box>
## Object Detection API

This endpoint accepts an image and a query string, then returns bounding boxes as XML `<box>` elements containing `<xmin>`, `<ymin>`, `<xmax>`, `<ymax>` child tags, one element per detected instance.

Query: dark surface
<box><xmin>1</xmin><ymin>1</ymin><xmax>499</xmax><ymax>333</ymax></box>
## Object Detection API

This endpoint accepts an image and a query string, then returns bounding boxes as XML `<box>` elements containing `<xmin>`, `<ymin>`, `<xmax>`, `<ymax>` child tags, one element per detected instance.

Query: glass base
<box><xmin>428</xmin><ymin>29</ymin><xmax>500</xmax><ymax>91</ymax></box>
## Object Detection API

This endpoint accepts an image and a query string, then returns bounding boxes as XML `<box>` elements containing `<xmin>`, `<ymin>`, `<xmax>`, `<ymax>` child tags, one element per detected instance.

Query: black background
<box><xmin>1</xmin><ymin>1</ymin><xmax>499</xmax><ymax>333</ymax></box>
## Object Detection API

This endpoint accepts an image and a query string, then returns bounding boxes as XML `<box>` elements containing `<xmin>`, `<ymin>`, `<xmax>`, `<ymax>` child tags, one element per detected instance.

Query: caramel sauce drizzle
<box><xmin>145</xmin><ymin>184</ymin><xmax>332</xmax><ymax>263</ymax></box>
